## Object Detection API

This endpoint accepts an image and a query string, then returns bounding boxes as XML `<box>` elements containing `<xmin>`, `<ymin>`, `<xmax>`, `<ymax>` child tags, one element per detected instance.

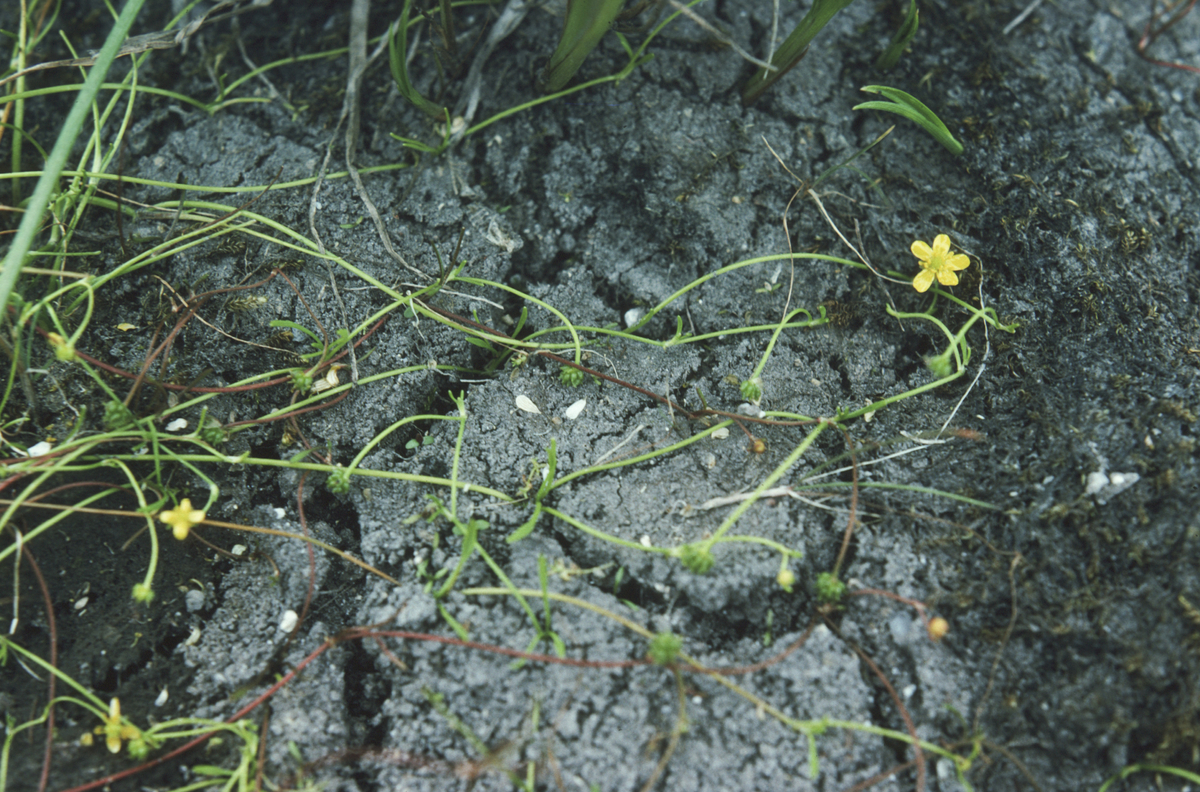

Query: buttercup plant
<box><xmin>4</xmin><ymin>1</ymin><xmax>1167</xmax><ymax>789</ymax></box>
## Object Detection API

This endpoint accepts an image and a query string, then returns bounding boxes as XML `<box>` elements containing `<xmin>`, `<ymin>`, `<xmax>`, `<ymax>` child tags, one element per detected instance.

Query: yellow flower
<box><xmin>910</xmin><ymin>234</ymin><xmax>970</xmax><ymax>293</ymax></box>
<box><xmin>927</xmin><ymin>616</ymin><xmax>950</xmax><ymax>641</ymax></box>
<box><xmin>47</xmin><ymin>332</ymin><xmax>77</xmax><ymax>362</ymax></box>
<box><xmin>159</xmin><ymin>498</ymin><xmax>205</xmax><ymax>540</ymax></box>
<box><xmin>95</xmin><ymin>697</ymin><xmax>140</xmax><ymax>754</ymax></box>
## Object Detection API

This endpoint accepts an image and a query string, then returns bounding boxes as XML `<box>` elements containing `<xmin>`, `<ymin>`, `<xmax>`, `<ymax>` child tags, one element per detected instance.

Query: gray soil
<box><xmin>1</xmin><ymin>0</ymin><xmax>1199</xmax><ymax>790</ymax></box>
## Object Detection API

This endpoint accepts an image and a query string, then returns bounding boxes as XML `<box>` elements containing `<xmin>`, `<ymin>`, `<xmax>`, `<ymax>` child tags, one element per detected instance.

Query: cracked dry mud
<box><xmin>1</xmin><ymin>0</ymin><xmax>1199</xmax><ymax>790</ymax></box>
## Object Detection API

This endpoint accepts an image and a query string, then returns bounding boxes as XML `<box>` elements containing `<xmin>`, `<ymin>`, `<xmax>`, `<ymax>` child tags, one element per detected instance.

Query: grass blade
<box><xmin>0</xmin><ymin>0</ymin><xmax>149</xmax><ymax>321</ymax></box>
<box><xmin>852</xmin><ymin>85</ymin><xmax>963</xmax><ymax>155</ymax></box>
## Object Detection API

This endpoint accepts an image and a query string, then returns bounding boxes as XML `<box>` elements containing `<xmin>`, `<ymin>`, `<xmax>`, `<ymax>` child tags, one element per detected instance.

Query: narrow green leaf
<box><xmin>507</xmin><ymin>504</ymin><xmax>542</xmax><ymax>544</ymax></box>
<box><xmin>541</xmin><ymin>0</ymin><xmax>628</xmax><ymax>93</ymax></box>
<box><xmin>535</xmin><ymin>439</ymin><xmax>557</xmax><ymax>501</ymax></box>
<box><xmin>437</xmin><ymin>603</ymin><xmax>470</xmax><ymax>640</ymax></box>
<box><xmin>388</xmin><ymin>0</ymin><xmax>449</xmax><ymax>120</ymax></box>
<box><xmin>853</xmin><ymin>86</ymin><xmax>963</xmax><ymax>155</ymax></box>
<box><xmin>268</xmin><ymin>319</ymin><xmax>320</xmax><ymax>344</ymax></box>
<box><xmin>742</xmin><ymin>0</ymin><xmax>857</xmax><ymax>106</ymax></box>
<box><xmin>875</xmin><ymin>0</ymin><xmax>919</xmax><ymax>71</ymax></box>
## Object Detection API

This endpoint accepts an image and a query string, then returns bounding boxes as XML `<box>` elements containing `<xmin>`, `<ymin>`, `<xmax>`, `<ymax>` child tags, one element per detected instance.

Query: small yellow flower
<box><xmin>95</xmin><ymin>697</ymin><xmax>140</xmax><ymax>754</ymax></box>
<box><xmin>910</xmin><ymin>234</ymin><xmax>970</xmax><ymax>293</ymax></box>
<box><xmin>159</xmin><ymin>498</ymin><xmax>205</xmax><ymax>540</ymax></box>
<box><xmin>47</xmin><ymin>332</ymin><xmax>77</xmax><ymax>362</ymax></box>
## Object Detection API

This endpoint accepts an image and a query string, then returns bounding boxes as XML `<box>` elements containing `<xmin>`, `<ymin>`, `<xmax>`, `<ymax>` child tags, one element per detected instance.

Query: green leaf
<box><xmin>269</xmin><ymin>319</ymin><xmax>320</xmax><ymax>345</ymax></box>
<box><xmin>388</xmin><ymin>0</ymin><xmax>449</xmax><ymax>120</ymax></box>
<box><xmin>875</xmin><ymin>0</ymin><xmax>919</xmax><ymax>71</ymax></box>
<box><xmin>647</xmin><ymin>632</ymin><xmax>683</xmax><ymax>665</ymax></box>
<box><xmin>677</xmin><ymin>543</ymin><xmax>715</xmax><ymax>574</ymax></box>
<box><xmin>507</xmin><ymin>504</ymin><xmax>542</xmax><ymax>543</ymax></box>
<box><xmin>541</xmin><ymin>0</ymin><xmax>628</xmax><ymax>93</ymax></box>
<box><xmin>438</xmin><ymin>603</ymin><xmax>470</xmax><ymax>641</ymax></box>
<box><xmin>853</xmin><ymin>85</ymin><xmax>963</xmax><ymax>155</ymax></box>
<box><xmin>464</xmin><ymin>335</ymin><xmax>497</xmax><ymax>352</ymax></box>
<box><xmin>512</xmin><ymin>306</ymin><xmax>529</xmax><ymax>337</ymax></box>
<box><xmin>535</xmin><ymin>439</ymin><xmax>557</xmax><ymax>501</ymax></box>
<box><xmin>742</xmin><ymin>0</ymin><xmax>858</xmax><ymax>106</ymax></box>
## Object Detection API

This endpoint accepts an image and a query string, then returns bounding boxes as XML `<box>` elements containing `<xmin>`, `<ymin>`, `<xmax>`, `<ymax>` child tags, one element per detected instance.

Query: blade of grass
<box><xmin>540</xmin><ymin>0</ymin><xmax>629</xmax><ymax>93</ymax></box>
<box><xmin>0</xmin><ymin>0</ymin><xmax>148</xmax><ymax>322</ymax></box>
<box><xmin>853</xmin><ymin>85</ymin><xmax>963</xmax><ymax>155</ymax></box>
<box><xmin>741</xmin><ymin>0</ymin><xmax>857</xmax><ymax>106</ymax></box>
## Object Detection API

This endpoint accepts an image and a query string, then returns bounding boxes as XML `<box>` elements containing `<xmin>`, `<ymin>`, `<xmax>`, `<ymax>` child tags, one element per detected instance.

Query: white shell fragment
<box><xmin>737</xmin><ymin>402</ymin><xmax>765</xmax><ymax>418</ymax></box>
<box><xmin>279</xmin><ymin>609</ymin><xmax>299</xmax><ymax>633</ymax></box>
<box><xmin>1084</xmin><ymin>470</ymin><xmax>1140</xmax><ymax>505</ymax></box>
<box><xmin>564</xmin><ymin>399</ymin><xmax>587</xmax><ymax>420</ymax></box>
<box><xmin>27</xmin><ymin>441</ymin><xmax>53</xmax><ymax>457</ymax></box>
<box><xmin>515</xmin><ymin>395</ymin><xmax>542</xmax><ymax>414</ymax></box>
<box><xmin>165</xmin><ymin>418</ymin><xmax>188</xmax><ymax>432</ymax></box>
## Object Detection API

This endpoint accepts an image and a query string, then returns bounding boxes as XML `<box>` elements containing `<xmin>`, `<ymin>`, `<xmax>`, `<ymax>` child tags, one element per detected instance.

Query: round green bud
<box><xmin>776</xmin><ymin>568</ymin><xmax>796</xmax><ymax>592</ymax></box>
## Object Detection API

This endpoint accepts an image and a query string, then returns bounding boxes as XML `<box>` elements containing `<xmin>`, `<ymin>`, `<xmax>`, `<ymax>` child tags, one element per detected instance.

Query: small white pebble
<box><xmin>624</xmin><ymin>307</ymin><xmax>644</xmax><ymax>328</ymax></box>
<box><xmin>712</xmin><ymin>427</ymin><xmax>730</xmax><ymax>439</ymax></box>
<box><xmin>279</xmin><ymin>609</ymin><xmax>299</xmax><ymax>633</ymax></box>
<box><xmin>27</xmin><ymin>441</ymin><xmax>53</xmax><ymax>456</ymax></box>
<box><xmin>185</xmin><ymin>589</ymin><xmax>205</xmax><ymax>613</ymax></box>
<box><xmin>273</xmin><ymin>507</ymin><xmax>286</xmax><ymax>519</ymax></box>
<box><xmin>640</xmin><ymin>535</ymin><xmax>651</xmax><ymax>547</ymax></box>
<box><xmin>1085</xmin><ymin>471</ymin><xmax>1109</xmax><ymax>496</ymax></box>
<box><xmin>154</xmin><ymin>687</ymin><xmax>169</xmax><ymax>707</ymax></box>
<box><xmin>74</xmin><ymin>597</ymin><xmax>88</xmax><ymax>610</ymax></box>
<box><xmin>165</xmin><ymin>418</ymin><xmax>188</xmax><ymax>432</ymax></box>
<box><xmin>231</xmin><ymin>544</ymin><xmax>247</xmax><ymax>556</ymax></box>
<box><xmin>185</xmin><ymin>626</ymin><xmax>202</xmax><ymax>646</ymax></box>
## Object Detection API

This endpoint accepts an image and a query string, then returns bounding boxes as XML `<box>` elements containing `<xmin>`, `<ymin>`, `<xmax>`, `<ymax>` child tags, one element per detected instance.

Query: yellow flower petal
<box><xmin>911</xmin><ymin>240</ymin><xmax>933</xmax><ymax>261</ymax></box>
<box><xmin>159</xmin><ymin>499</ymin><xmax>206</xmax><ymax>541</ymax></box>
<box><xmin>913</xmin><ymin>269</ymin><xmax>936</xmax><ymax>293</ymax></box>
<box><xmin>105</xmin><ymin>698</ymin><xmax>123</xmax><ymax>753</ymax></box>
<box><xmin>947</xmin><ymin>253</ymin><xmax>970</xmax><ymax>271</ymax></box>
<box><xmin>931</xmin><ymin>234</ymin><xmax>951</xmax><ymax>257</ymax></box>
<box><xmin>936</xmin><ymin>269</ymin><xmax>961</xmax><ymax>286</ymax></box>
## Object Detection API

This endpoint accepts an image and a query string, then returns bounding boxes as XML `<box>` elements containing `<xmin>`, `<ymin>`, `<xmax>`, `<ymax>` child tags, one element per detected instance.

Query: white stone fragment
<box><xmin>154</xmin><ymin>687</ymin><xmax>169</xmax><ymax>707</ymax></box>
<box><xmin>279</xmin><ymin>609</ymin><xmax>299</xmax><ymax>633</ymax></box>
<box><xmin>1085</xmin><ymin>470</ymin><xmax>1140</xmax><ymax>505</ymax></box>
<box><xmin>165</xmin><ymin>418</ymin><xmax>188</xmax><ymax>432</ymax></box>
<box><xmin>624</xmin><ymin>307</ymin><xmax>644</xmax><ymax>328</ymax></box>
<box><xmin>27</xmin><ymin>441</ymin><xmax>53</xmax><ymax>457</ymax></box>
